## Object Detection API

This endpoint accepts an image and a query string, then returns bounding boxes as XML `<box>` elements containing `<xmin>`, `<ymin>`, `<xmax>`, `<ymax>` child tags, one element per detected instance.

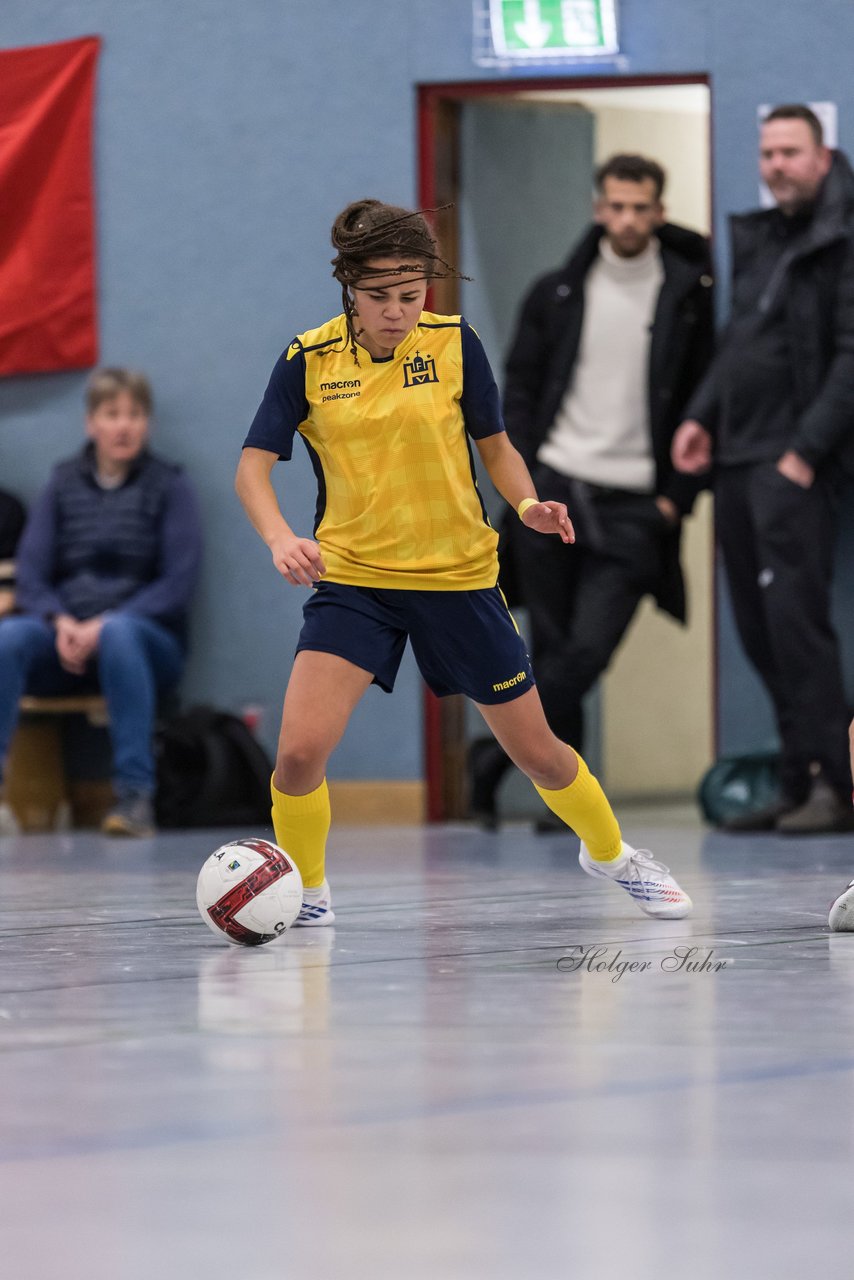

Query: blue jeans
<box><xmin>0</xmin><ymin>614</ymin><xmax>185</xmax><ymax>795</ymax></box>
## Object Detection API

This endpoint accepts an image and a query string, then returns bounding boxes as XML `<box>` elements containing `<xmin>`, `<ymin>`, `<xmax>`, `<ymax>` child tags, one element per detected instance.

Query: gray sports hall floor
<box><xmin>2</xmin><ymin>806</ymin><xmax>854</xmax><ymax>1280</ymax></box>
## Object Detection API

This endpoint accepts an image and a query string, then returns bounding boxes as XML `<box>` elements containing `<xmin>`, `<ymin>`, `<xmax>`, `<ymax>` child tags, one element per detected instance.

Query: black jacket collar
<box><xmin>560</xmin><ymin>222</ymin><xmax>711</xmax><ymax>291</ymax></box>
<box><xmin>731</xmin><ymin>148</ymin><xmax>854</xmax><ymax>256</ymax></box>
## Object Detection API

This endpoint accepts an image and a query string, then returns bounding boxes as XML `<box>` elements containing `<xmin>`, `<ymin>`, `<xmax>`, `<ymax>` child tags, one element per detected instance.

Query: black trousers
<box><xmin>512</xmin><ymin>466</ymin><xmax>670</xmax><ymax>751</ymax></box>
<box><xmin>715</xmin><ymin>462</ymin><xmax>850</xmax><ymax>800</ymax></box>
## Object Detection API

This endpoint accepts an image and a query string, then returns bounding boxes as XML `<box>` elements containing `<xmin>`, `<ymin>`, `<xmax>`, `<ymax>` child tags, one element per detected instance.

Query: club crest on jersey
<box><xmin>402</xmin><ymin>351</ymin><xmax>439</xmax><ymax>388</ymax></box>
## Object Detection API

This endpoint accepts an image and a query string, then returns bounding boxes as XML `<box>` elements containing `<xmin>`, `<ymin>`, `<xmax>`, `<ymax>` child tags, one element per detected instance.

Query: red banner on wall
<box><xmin>0</xmin><ymin>36</ymin><xmax>100</xmax><ymax>377</ymax></box>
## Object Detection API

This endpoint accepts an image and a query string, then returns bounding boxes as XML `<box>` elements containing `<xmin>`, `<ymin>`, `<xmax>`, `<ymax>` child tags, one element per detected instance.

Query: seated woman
<box><xmin>0</xmin><ymin>369</ymin><xmax>202</xmax><ymax>837</ymax></box>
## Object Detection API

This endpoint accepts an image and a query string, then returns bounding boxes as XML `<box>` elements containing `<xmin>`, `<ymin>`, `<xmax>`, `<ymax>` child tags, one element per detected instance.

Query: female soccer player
<box><xmin>236</xmin><ymin>199</ymin><xmax>691</xmax><ymax>926</ymax></box>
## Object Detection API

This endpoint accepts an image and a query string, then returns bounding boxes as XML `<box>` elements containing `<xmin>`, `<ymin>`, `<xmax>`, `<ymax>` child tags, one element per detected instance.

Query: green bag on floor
<box><xmin>697</xmin><ymin>752</ymin><xmax>782</xmax><ymax>825</ymax></box>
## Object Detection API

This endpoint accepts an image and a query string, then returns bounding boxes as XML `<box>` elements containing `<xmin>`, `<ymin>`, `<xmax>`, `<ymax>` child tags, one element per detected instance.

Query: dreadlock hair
<box><xmin>330</xmin><ymin>199</ymin><xmax>467</xmax><ymax>364</ymax></box>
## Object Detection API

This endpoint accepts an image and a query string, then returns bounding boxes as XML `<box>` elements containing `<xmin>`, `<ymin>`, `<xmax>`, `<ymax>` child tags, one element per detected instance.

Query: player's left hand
<box><xmin>520</xmin><ymin>501</ymin><xmax>575</xmax><ymax>544</ymax></box>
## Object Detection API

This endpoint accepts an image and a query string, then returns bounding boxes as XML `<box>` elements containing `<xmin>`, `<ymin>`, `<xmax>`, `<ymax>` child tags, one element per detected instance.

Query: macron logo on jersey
<box><xmin>403</xmin><ymin>352</ymin><xmax>439</xmax><ymax>388</ymax></box>
<box><xmin>320</xmin><ymin>378</ymin><xmax>361</xmax><ymax>403</ymax></box>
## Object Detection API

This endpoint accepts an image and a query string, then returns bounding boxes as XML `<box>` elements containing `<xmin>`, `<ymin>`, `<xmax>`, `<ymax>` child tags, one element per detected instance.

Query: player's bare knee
<box><xmin>275</xmin><ymin>740</ymin><xmax>328</xmax><ymax>792</ymax></box>
<box><xmin>525</xmin><ymin>764</ymin><xmax>572</xmax><ymax>790</ymax></box>
<box><xmin>515</xmin><ymin>740</ymin><xmax>575</xmax><ymax>791</ymax></box>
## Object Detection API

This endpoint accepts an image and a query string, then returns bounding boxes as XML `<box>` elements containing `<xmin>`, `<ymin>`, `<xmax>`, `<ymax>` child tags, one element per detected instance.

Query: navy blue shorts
<box><xmin>296</xmin><ymin>582</ymin><xmax>535</xmax><ymax>704</ymax></box>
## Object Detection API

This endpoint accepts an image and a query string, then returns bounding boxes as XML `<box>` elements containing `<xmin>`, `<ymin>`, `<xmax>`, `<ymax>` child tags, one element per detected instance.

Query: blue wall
<box><xmin>459</xmin><ymin>102</ymin><xmax>595</xmax><ymax>371</ymax></box>
<box><xmin>1</xmin><ymin>0</ymin><xmax>852</xmax><ymax>779</ymax></box>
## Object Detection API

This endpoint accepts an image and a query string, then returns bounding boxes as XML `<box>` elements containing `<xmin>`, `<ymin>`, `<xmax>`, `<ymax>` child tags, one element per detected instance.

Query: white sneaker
<box><xmin>0</xmin><ymin>801</ymin><xmax>20</xmax><ymax>837</ymax></box>
<box><xmin>294</xmin><ymin>878</ymin><xmax>335</xmax><ymax>927</ymax></box>
<box><xmin>828</xmin><ymin>879</ymin><xmax>854</xmax><ymax>931</ymax></box>
<box><xmin>579</xmin><ymin>841</ymin><xmax>692</xmax><ymax>919</ymax></box>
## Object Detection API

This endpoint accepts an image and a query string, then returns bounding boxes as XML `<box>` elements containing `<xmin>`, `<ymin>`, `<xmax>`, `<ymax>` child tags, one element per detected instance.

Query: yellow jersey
<box><xmin>245</xmin><ymin>311</ymin><xmax>504</xmax><ymax>590</ymax></box>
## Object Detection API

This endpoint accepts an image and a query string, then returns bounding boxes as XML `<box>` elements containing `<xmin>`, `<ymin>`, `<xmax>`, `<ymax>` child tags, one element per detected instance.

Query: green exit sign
<box><xmin>489</xmin><ymin>0</ymin><xmax>619</xmax><ymax>58</ymax></box>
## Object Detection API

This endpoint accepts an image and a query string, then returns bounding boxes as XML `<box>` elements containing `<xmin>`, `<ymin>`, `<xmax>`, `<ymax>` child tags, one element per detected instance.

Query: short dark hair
<box><xmin>595</xmin><ymin>154</ymin><xmax>666</xmax><ymax>201</ymax></box>
<box><xmin>85</xmin><ymin>368</ymin><xmax>153</xmax><ymax>416</ymax></box>
<box><xmin>764</xmin><ymin>104</ymin><xmax>824</xmax><ymax>146</ymax></box>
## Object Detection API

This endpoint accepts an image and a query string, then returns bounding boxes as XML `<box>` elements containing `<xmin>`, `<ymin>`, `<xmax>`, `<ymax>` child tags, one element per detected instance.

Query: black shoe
<box><xmin>468</xmin><ymin>738</ymin><xmax>511</xmax><ymax>831</ymax></box>
<box><xmin>775</xmin><ymin>779</ymin><xmax>854</xmax><ymax>834</ymax></box>
<box><xmin>719</xmin><ymin>799</ymin><xmax>796</xmax><ymax>833</ymax></box>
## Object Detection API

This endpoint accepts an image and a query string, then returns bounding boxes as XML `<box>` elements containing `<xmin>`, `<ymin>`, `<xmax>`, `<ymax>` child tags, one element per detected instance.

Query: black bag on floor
<box><xmin>697</xmin><ymin>751</ymin><xmax>782</xmax><ymax>825</ymax></box>
<box><xmin>155</xmin><ymin>705</ymin><xmax>273</xmax><ymax>828</ymax></box>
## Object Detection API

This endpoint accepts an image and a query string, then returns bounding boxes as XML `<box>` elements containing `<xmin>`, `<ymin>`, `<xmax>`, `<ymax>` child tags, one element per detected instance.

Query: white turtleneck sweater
<box><xmin>537</xmin><ymin>236</ymin><xmax>664</xmax><ymax>492</ymax></box>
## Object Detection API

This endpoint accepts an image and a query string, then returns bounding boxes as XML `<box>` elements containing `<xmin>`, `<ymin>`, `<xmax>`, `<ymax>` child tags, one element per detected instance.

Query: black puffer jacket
<box><xmin>504</xmin><ymin>221</ymin><xmax>715</xmax><ymax>514</ymax></box>
<box><xmin>689</xmin><ymin>149</ymin><xmax>854</xmax><ymax>473</ymax></box>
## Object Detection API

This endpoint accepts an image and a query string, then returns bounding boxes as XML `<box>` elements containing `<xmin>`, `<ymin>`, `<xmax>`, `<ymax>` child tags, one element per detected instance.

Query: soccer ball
<box><xmin>196</xmin><ymin>838</ymin><xmax>303</xmax><ymax>946</ymax></box>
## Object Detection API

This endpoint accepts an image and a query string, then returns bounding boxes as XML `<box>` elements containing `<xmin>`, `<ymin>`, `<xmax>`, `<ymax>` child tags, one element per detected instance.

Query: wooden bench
<box><xmin>6</xmin><ymin>695</ymin><xmax>113</xmax><ymax>831</ymax></box>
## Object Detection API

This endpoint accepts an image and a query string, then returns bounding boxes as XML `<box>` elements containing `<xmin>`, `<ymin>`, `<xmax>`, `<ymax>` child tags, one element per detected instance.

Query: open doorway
<box><xmin>419</xmin><ymin>76</ymin><xmax>714</xmax><ymax>821</ymax></box>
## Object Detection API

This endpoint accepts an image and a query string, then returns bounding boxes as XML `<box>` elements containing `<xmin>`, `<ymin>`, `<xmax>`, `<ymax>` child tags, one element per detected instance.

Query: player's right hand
<box><xmin>270</xmin><ymin>535</ymin><xmax>326</xmax><ymax>586</ymax></box>
<box><xmin>671</xmin><ymin>420</ymin><xmax>713</xmax><ymax>475</ymax></box>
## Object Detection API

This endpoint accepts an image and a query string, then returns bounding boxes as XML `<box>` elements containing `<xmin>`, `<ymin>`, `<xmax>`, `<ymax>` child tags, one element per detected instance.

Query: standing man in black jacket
<box><xmin>471</xmin><ymin>153</ymin><xmax>714</xmax><ymax>828</ymax></box>
<box><xmin>674</xmin><ymin>105</ymin><xmax>854</xmax><ymax>834</ymax></box>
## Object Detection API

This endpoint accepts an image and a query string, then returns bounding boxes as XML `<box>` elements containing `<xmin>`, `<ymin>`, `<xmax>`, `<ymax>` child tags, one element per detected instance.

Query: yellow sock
<box><xmin>534</xmin><ymin>753</ymin><xmax>622</xmax><ymax>860</ymax></box>
<box><xmin>270</xmin><ymin>777</ymin><xmax>330</xmax><ymax>889</ymax></box>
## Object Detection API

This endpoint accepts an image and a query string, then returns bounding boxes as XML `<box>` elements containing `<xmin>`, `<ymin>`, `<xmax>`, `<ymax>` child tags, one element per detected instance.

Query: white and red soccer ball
<box><xmin>196</xmin><ymin>838</ymin><xmax>303</xmax><ymax>946</ymax></box>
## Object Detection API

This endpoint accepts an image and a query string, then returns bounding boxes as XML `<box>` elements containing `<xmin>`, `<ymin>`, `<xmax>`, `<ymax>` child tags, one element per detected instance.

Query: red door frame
<box><xmin>417</xmin><ymin>73</ymin><xmax>714</xmax><ymax>822</ymax></box>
